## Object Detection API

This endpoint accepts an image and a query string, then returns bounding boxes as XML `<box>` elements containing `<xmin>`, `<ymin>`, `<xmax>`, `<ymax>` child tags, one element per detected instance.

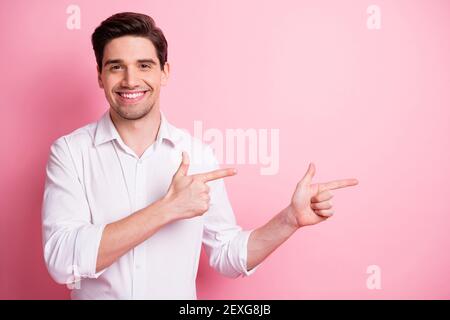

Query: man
<box><xmin>42</xmin><ymin>12</ymin><xmax>358</xmax><ymax>299</ymax></box>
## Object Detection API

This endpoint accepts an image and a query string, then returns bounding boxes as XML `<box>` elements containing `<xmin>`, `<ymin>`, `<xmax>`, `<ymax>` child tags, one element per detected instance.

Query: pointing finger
<box><xmin>320</xmin><ymin>178</ymin><xmax>359</xmax><ymax>191</ymax></box>
<box><xmin>193</xmin><ymin>168</ymin><xmax>237</xmax><ymax>183</ymax></box>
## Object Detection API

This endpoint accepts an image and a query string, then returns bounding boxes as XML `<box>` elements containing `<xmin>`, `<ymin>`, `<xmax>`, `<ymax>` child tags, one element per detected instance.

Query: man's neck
<box><xmin>109</xmin><ymin>106</ymin><xmax>161</xmax><ymax>158</ymax></box>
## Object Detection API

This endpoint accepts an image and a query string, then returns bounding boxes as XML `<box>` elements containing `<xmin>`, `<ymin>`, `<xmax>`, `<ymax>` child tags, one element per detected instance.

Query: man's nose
<box><xmin>121</xmin><ymin>68</ymin><xmax>140</xmax><ymax>88</ymax></box>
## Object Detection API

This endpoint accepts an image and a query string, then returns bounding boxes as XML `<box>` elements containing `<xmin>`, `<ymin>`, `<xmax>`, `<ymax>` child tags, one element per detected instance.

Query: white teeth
<box><xmin>119</xmin><ymin>92</ymin><xmax>145</xmax><ymax>99</ymax></box>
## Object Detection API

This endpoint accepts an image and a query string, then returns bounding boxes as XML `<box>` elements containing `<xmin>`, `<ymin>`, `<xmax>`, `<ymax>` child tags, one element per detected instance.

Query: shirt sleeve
<box><xmin>201</xmin><ymin>146</ymin><xmax>261</xmax><ymax>278</ymax></box>
<box><xmin>41</xmin><ymin>136</ymin><xmax>106</xmax><ymax>285</ymax></box>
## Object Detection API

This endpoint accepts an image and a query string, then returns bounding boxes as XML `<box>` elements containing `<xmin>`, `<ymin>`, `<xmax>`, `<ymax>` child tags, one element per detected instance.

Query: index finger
<box><xmin>319</xmin><ymin>178</ymin><xmax>359</xmax><ymax>191</ymax></box>
<box><xmin>193</xmin><ymin>168</ymin><xmax>237</xmax><ymax>183</ymax></box>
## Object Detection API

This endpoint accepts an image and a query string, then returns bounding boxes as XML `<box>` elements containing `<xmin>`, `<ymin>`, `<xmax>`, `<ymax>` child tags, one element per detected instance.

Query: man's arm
<box><xmin>246</xmin><ymin>206</ymin><xmax>298</xmax><ymax>271</ymax></box>
<box><xmin>246</xmin><ymin>163</ymin><xmax>359</xmax><ymax>272</ymax></box>
<box><xmin>96</xmin><ymin>151</ymin><xmax>237</xmax><ymax>273</ymax></box>
<box><xmin>96</xmin><ymin>199</ymin><xmax>173</xmax><ymax>272</ymax></box>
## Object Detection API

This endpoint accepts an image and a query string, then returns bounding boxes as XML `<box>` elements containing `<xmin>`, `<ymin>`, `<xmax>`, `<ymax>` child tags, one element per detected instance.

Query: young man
<box><xmin>42</xmin><ymin>12</ymin><xmax>358</xmax><ymax>299</ymax></box>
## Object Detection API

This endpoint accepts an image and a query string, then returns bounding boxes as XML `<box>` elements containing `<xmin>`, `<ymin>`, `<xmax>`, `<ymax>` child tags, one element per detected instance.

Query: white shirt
<box><xmin>42</xmin><ymin>110</ymin><xmax>259</xmax><ymax>300</ymax></box>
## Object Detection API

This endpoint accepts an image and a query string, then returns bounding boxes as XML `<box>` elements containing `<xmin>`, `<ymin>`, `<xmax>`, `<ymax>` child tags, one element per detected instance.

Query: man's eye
<box><xmin>111</xmin><ymin>65</ymin><xmax>122</xmax><ymax>70</ymax></box>
<box><xmin>140</xmin><ymin>64</ymin><xmax>151</xmax><ymax>69</ymax></box>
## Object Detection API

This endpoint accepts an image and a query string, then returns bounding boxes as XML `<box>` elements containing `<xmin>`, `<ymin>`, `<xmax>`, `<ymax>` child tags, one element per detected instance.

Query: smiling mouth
<box><xmin>115</xmin><ymin>90</ymin><xmax>150</xmax><ymax>105</ymax></box>
<box><xmin>116</xmin><ymin>90</ymin><xmax>148</xmax><ymax>99</ymax></box>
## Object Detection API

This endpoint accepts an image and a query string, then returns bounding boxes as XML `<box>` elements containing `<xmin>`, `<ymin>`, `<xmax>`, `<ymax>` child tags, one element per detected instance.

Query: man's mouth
<box><xmin>115</xmin><ymin>90</ymin><xmax>149</xmax><ymax>104</ymax></box>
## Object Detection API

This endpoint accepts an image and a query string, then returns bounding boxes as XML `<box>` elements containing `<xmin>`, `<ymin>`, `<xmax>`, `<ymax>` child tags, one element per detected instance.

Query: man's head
<box><xmin>92</xmin><ymin>12</ymin><xmax>169</xmax><ymax>121</ymax></box>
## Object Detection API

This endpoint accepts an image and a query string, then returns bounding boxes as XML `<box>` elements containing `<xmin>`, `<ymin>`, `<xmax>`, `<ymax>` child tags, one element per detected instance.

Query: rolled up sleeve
<box><xmin>201</xmin><ymin>147</ymin><xmax>261</xmax><ymax>278</ymax></box>
<box><xmin>42</xmin><ymin>137</ymin><xmax>106</xmax><ymax>285</ymax></box>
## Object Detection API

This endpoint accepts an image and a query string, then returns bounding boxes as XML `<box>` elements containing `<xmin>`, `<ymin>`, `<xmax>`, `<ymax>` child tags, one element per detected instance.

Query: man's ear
<box><xmin>160</xmin><ymin>62</ymin><xmax>170</xmax><ymax>86</ymax></box>
<box><xmin>97</xmin><ymin>65</ymin><xmax>104</xmax><ymax>89</ymax></box>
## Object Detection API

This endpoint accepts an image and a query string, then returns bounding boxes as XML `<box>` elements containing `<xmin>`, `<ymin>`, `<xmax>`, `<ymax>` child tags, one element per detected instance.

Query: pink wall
<box><xmin>1</xmin><ymin>0</ymin><xmax>449</xmax><ymax>299</ymax></box>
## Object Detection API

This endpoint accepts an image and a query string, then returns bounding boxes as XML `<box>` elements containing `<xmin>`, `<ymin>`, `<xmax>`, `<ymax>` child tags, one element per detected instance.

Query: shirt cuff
<box><xmin>237</xmin><ymin>229</ymin><xmax>261</xmax><ymax>277</ymax></box>
<box><xmin>74</xmin><ymin>223</ymin><xmax>107</xmax><ymax>279</ymax></box>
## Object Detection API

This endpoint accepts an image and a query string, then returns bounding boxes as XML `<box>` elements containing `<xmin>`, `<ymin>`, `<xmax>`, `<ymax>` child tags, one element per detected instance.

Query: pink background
<box><xmin>1</xmin><ymin>0</ymin><xmax>449</xmax><ymax>299</ymax></box>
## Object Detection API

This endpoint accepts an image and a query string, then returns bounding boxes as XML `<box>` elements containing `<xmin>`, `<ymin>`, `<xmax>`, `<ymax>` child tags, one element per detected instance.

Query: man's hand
<box><xmin>286</xmin><ymin>163</ymin><xmax>359</xmax><ymax>229</ymax></box>
<box><xmin>162</xmin><ymin>151</ymin><xmax>237</xmax><ymax>221</ymax></box>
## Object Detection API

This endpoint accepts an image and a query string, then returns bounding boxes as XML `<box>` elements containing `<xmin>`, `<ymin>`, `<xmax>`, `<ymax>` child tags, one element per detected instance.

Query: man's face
<box><xmin>97</xmin><ymin>36</ymin><xmax>169</xmax><ymax>121</ymax></box>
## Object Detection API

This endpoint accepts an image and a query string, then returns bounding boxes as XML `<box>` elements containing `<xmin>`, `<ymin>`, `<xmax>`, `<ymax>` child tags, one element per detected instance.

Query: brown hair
<box><xmin>91</xmin><ymin>12</ymin><xmax>168</xmax><ymax>72</ymax></box>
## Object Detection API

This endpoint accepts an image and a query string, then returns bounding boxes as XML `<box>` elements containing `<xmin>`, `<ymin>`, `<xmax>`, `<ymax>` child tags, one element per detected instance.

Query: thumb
<box><xmin>174</xmin><ymin>151</ymin><xmax>190</xmax><ymax>178</ymax></box>
<box><xmin>300</xmin><ymin>162</ymin><xmax>315</xmax><ymax>185</ymax></box>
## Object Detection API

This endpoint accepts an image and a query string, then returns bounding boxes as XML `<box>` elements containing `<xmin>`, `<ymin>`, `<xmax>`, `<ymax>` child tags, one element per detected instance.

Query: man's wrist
<box><xmin>283</xmin><ymin>204</ymin><xmax>301</xmax><ymax>231</ymax></box>
<box><xmin>147</xmin><ymin>197</ymin><xmax>178</xmax><ymax>225</ymax></box>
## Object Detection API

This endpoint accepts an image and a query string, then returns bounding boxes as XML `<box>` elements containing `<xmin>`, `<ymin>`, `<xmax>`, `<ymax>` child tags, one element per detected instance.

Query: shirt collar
<box><xmin>94</xmin><ymin>109</ymin><xmax>180</xmax><ymax>148</ymax></box>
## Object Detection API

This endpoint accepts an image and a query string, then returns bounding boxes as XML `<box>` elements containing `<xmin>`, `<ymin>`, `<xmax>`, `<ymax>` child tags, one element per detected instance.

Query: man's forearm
<box><xmin>96</xmin><ymin>198</ymin><xmax>175</xmax><ymax>273</ymax></box>
<box><xmin>246</xmin><ymin>206</ymin><xmax>299</xmax><ymax>271</ymax></box>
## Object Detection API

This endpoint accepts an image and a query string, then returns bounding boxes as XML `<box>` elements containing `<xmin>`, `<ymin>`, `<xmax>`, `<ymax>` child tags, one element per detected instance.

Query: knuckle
<box><xmin>194</xmin><ymin>202</ymin><xmax>209</xmax><ymax>214</ymax></box>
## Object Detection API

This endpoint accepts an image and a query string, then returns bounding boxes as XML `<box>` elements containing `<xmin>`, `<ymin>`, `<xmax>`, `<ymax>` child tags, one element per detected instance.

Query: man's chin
<box><xmin>113</xmin><ymin>105</ymin><xmax>153</xmax><ymax>121</ymax></box>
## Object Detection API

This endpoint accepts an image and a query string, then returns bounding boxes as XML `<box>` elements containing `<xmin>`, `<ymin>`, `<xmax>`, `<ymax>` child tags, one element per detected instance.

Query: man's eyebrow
<box><xmin>103</xmin><ymin>59</ymin><xmax>157</xmax><ymax>67</ymax></box>
<box><xmin>137</xmin><ymin>59</ymin><xmax>157</xmax><ymax>65</ymax></box>
<box><xmin>103</xmin><ymin>59</ymin><xmax>123</xmax><ymax>67</ymax></box>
